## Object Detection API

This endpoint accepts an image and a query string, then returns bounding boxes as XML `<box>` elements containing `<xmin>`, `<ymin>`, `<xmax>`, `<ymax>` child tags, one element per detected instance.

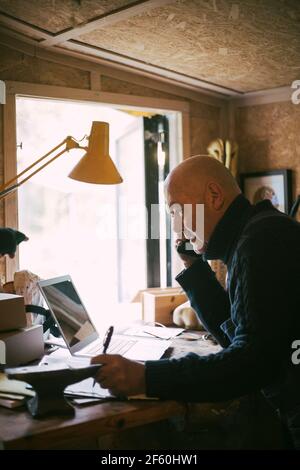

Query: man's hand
<box><xmin>91</xmin><ymin>354</ymin><xmax>146</xmax><ymax>397</ymax></box>
<box><xmin>175</xmin><ymin>238</ymin><xmax>199</xmax><ymax>269</ymax></box>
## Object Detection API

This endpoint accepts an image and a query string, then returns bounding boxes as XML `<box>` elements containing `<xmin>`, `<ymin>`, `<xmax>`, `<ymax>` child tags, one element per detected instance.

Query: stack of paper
<box><xmin>0</xmin><ymin>372</ymin><xmax>34</xmax><ymax>409</ymax></box>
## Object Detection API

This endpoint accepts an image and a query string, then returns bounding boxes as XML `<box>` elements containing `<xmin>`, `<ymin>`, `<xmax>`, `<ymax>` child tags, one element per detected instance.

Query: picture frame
<box><xmin>240</xmin><ymin>170</ymin><xmax>292</xmax><ymax>214</ymax></box>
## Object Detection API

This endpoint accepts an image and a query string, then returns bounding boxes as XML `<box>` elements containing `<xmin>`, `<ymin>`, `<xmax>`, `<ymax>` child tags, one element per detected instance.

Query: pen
<box><xmin>102</xmin><ymin>325</ymin><xmax>114</xmax><ymax>354</ymax></box>
<box><xmin>93</xmin><ymin>325</ymin><xmax>114</xmax><ymax>387</ymax></box>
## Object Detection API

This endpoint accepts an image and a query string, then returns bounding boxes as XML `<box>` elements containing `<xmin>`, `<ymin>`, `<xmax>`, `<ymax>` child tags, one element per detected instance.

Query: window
<box><xmin>15</xmin><ymin>96</ymin><xmax>183</xmax><ymax>327</ymax></box>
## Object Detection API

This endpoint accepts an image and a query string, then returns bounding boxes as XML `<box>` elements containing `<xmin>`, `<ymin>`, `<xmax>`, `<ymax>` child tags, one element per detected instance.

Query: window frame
<box><xmin>3</xmin><ymin>80</ymin><xmax>190</xmax><ymax>281</ymax></box>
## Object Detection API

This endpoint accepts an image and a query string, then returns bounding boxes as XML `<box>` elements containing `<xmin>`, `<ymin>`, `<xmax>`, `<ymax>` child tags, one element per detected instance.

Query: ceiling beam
<box><xmin>61</xmin><ymin>39</ymin><xmax>241</xmax><ymax>96</ymax></box>
<box><xmin>233</xmin><ymin>86</ymin><xmax>292</xmax><ymax>107</ymax></box>
<box><xmin>0</xmin><ymin>12</ymin><xmax>50</xmax><ymax>40</ymax></box>
<box><xmin>41</xmin><ymin>0</ymin><xmax>177</xmax><ymax>47</ymax></box>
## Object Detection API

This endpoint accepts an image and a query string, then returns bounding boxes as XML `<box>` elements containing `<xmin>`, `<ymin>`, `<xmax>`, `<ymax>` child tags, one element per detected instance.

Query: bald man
<box><xmin>92</xmin><ymin>156</ymin><xmax>300</xmax><ymax>448</ymax></box>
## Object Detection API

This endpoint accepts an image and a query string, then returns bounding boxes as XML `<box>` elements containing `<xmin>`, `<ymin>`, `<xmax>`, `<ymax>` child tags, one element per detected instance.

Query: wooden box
<box><xmin>142</xmin><ymin>288</ymin><xmax>187</xmax><ymax>326</ymax></box>
<box><xmin>0</xmin><ymin>293</ymin><xmax>27</xmax><ymax>332</ymax></box>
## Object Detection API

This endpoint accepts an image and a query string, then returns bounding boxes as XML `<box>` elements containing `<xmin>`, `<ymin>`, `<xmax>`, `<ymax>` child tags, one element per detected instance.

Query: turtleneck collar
<box><xmin>203</xmin><ymin>194</ymin><xmax>252</xmax><ymax>264</ymax></box>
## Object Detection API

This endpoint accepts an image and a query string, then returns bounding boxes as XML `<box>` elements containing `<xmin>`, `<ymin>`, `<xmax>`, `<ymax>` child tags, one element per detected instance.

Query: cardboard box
<box><xmin>0</xmin><ymin>325</ymin><xmax>44</xmax><ymax>367</ymax></box>
<box><xmin>0</xmin><ymin>293</ymin><xmax>27</xmax><ymax>332</ymax></box>
<box><xmin>142</xmin><ymin>288</ymin><xmax>187</xmax><ymax>326</ymax></box>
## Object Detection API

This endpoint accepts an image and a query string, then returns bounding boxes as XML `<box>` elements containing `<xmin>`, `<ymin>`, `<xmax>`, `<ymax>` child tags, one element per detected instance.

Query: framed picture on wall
<box><xmin>240</xmin><ymin>170</ymin><xmax>292</xmax><ymax>214</ymax></box>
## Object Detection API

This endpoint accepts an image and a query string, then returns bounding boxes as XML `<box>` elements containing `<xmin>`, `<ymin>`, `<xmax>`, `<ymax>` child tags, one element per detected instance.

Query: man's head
<box><xmin>165</xmin><ymin>156</ymin><xmax>241</xmax><ymax>254</ymax></box>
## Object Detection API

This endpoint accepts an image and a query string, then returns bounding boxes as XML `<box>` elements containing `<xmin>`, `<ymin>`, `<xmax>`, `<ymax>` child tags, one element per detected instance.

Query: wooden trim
<box><xmin>48</xmin><ymin>45</ymin><xmax>228</xmax><ymax>105</ymax></box>
<box><xmin>61</xmin><ymin>39</ymin><xmax>240</xmax><ymax>97</ymax></box>
<box><xmin>3</xmin><ymin>93</ymin><xmax>18</xmax><ymax>281</ymax></box>
<box><xmin>38</xmin><ymin>46</ymin><xmax>228</xmax><ymax>106</ymax></box>
<box><xmin>182</xmin><ymin>112</ymin><xmax>191</xmax><ymax>159</ymax></box>
<box><xmin>6</xmin><ymin>81</ymin><xmax>190</xmax><ymax>113</ymax></box>
<box><xmin>89</xmin><ymin>71</ymin><xmax>102</xmax><ymax>91</ymax></box>
<box><xmin>6</xmin><ymin>80</ymin><xmax>190</xmax><ymax>170</ymax></box>
<box><xmin>0</xmin><ymin>25</ymin><xmax>38</xmax><ymax>49</ymax></box>
<box><xmin>234</xmin><ymin>86</ymin><xmax>292</xmax><ymax>107</ymax></box>
<box><xmin>41</xmin><ymin>0</ymin><xmax>176</xmax><ymax>47</ymax></box>
<box><xmin>0</xmin><ymin>12</ymin><xmax>49</xmax><ymax>40</ymax></box>
<box><xmin>0</xmin><ymin>31</ymin><xmax>227</xmax><ymax>107</ymax></box>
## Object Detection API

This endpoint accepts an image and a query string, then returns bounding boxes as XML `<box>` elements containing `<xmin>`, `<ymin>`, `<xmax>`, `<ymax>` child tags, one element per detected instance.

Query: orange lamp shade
<box><xmin>68</xmin><ymin>121</ymin><xmax>123</xmax><ymax>185</ymax></box>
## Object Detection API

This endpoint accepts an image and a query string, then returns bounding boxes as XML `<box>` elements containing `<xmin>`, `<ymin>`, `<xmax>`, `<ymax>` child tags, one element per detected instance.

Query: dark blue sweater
<box><xmin>145</xmin><ymin>195</ymin><xmax>300</xmax><ymax>410</ymax></box>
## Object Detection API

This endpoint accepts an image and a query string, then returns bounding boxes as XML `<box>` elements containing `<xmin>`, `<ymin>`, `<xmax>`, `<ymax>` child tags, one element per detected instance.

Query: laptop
<box><xmin>38</xmin><ymin>275</ymin><xmax>170</xmax><ymax>361</ymax></box>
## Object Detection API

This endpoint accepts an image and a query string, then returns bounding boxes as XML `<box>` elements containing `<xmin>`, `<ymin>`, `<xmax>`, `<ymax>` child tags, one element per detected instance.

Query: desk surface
<box><xmin>0</xmin><ymin>332</ymin><xmax>220</xmax><ymax>450</ymax></box>
<box><xmin>0</xmin><ymin>398</ymin><xmax>186</xmax><ymax>450</ymax></box>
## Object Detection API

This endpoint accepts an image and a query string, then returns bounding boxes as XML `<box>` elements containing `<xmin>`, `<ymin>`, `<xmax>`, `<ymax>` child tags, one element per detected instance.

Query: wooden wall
<box><xmin>237</xmin><ymin>101</ymin><xmax>300</xmax><ymax>214</ymax></box>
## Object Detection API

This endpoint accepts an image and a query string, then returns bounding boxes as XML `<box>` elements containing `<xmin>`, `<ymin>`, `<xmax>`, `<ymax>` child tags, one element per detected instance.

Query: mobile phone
<box><xmin>176</xmin><ymin>240</ymin><xmax>202</xmax><ymax>258</ymax></box>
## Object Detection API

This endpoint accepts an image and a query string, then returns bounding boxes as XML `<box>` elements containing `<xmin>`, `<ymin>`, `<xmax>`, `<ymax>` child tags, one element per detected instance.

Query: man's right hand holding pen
<box><xmin>92</xmin><ymin>325</ymin><xmax>114</xmax><ymax>387</ymax></box>
<box><xmin>91</xmin><ymin>325</ymin><xmax>145</xmax><ymax>397</ymax></box>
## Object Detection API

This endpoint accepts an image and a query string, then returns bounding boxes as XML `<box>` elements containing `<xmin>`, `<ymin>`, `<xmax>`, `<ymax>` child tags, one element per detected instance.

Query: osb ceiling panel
<box><xmin>77</xmin><ymin>0</ymin><xmax>300</xmax><ymax>92</ymax></box>
<box><xmin>0</xmin><ymin>0</ymin><xmax>137</xmax><ymax>33</ymax></box>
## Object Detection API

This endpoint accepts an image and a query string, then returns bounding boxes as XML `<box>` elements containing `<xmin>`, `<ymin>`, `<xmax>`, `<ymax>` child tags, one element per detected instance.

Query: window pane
<box><xmin>16</xmin><ymin>97</ymin><xmax>146</xmax><ymax>326</ymax></box>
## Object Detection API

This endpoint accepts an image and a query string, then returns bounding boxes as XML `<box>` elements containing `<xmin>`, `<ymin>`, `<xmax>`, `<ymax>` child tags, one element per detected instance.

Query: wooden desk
<box><xmin>0</xmin><ymin>398</ymin><xmax>186</xmax><ymax>450</ymax></box>
<box><xmin>0</xmin><ymin>332</ymin><xmax>220</xmax><ymax>450</ymax></box>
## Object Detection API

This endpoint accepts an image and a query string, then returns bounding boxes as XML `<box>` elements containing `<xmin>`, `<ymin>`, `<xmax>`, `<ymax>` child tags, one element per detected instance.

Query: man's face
<box><xmin>167</xmin><ymin>192</ymin><xmax>207</xmax><ymax>255</ymax></box>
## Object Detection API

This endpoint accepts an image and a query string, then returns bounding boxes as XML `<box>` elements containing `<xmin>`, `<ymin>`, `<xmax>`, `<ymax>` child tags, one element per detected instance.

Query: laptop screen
<box><xmin>40</xmin><ymin>278</ymin><xmax>97</xmax><ymax>348</ymax></box>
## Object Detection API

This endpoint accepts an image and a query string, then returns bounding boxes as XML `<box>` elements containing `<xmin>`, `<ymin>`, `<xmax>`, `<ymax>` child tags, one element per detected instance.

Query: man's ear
<box><xmin>205</xmin><ymin>181</ymin><xmax>224</xmax><ymax>210</ymax></box>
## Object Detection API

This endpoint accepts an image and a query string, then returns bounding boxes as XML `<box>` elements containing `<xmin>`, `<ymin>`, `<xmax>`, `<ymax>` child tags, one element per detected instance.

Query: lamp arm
<box><xmin>0</xmin><ymin>137</ymin><xmax>85</xmax><ymax>200</ymax></box>
<box><xmin>1</xmin><ymin>138</ymin><xmax>67</xmax><ymax>192</ymax></box>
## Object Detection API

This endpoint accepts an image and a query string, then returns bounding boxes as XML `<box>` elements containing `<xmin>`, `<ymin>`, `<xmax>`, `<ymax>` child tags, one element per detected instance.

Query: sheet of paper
<box><xmin>0</xmin><ymin>372</ymin><xmax>35</xmax><ymax>397</ymax></box>
<box><xmin>65</xmin><ymin>377</ymin><xmax>111</xmax><ymax>399</ymax></box>
<box><xmin>122</xmin><ymin>326</ymin><xmax>184</xmax><ymax>340</ymax></box>
<box><xmin>39</xmin><ymin>349</ymin><xmax>90</xmax><ymax>369</ymax></box>
<box><xmin>0</xmin><ymin>391</ymin><xmax>27</xmax><ymax>400</ymax></box>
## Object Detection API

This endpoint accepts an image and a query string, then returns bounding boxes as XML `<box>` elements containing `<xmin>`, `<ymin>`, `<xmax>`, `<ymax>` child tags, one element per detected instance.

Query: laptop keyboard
<box><xmin>85</xmin><ymin>338</ymin><xmax>138</xmax><ymax>356</ymax></box>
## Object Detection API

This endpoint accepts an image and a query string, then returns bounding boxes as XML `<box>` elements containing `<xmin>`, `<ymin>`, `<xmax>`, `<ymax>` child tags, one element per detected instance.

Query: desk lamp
<box><xmin>0</xmin><ymin>121</ymin><xmax>123</xmax><ymax>200</ymax></box>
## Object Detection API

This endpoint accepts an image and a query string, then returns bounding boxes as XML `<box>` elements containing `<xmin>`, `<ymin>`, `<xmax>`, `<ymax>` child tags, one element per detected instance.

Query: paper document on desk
<box><xmin>39</xmin><ymin>348</ymin><xmax>90</xmax><ymax>369</ymax></box>
<box><xmin>65</xmin><ymin>378</ymin><xmax>111</xmax><ymax>399</ymax></box>
<box><xmin>0</xmin><ymin>372</ymin><xmax>35</xmax><ymax>398</ymax></box>
<box><xmin>122</xmin><ymin>326</ymin><xmax>184</xmax><ymax>340</ymax></box>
